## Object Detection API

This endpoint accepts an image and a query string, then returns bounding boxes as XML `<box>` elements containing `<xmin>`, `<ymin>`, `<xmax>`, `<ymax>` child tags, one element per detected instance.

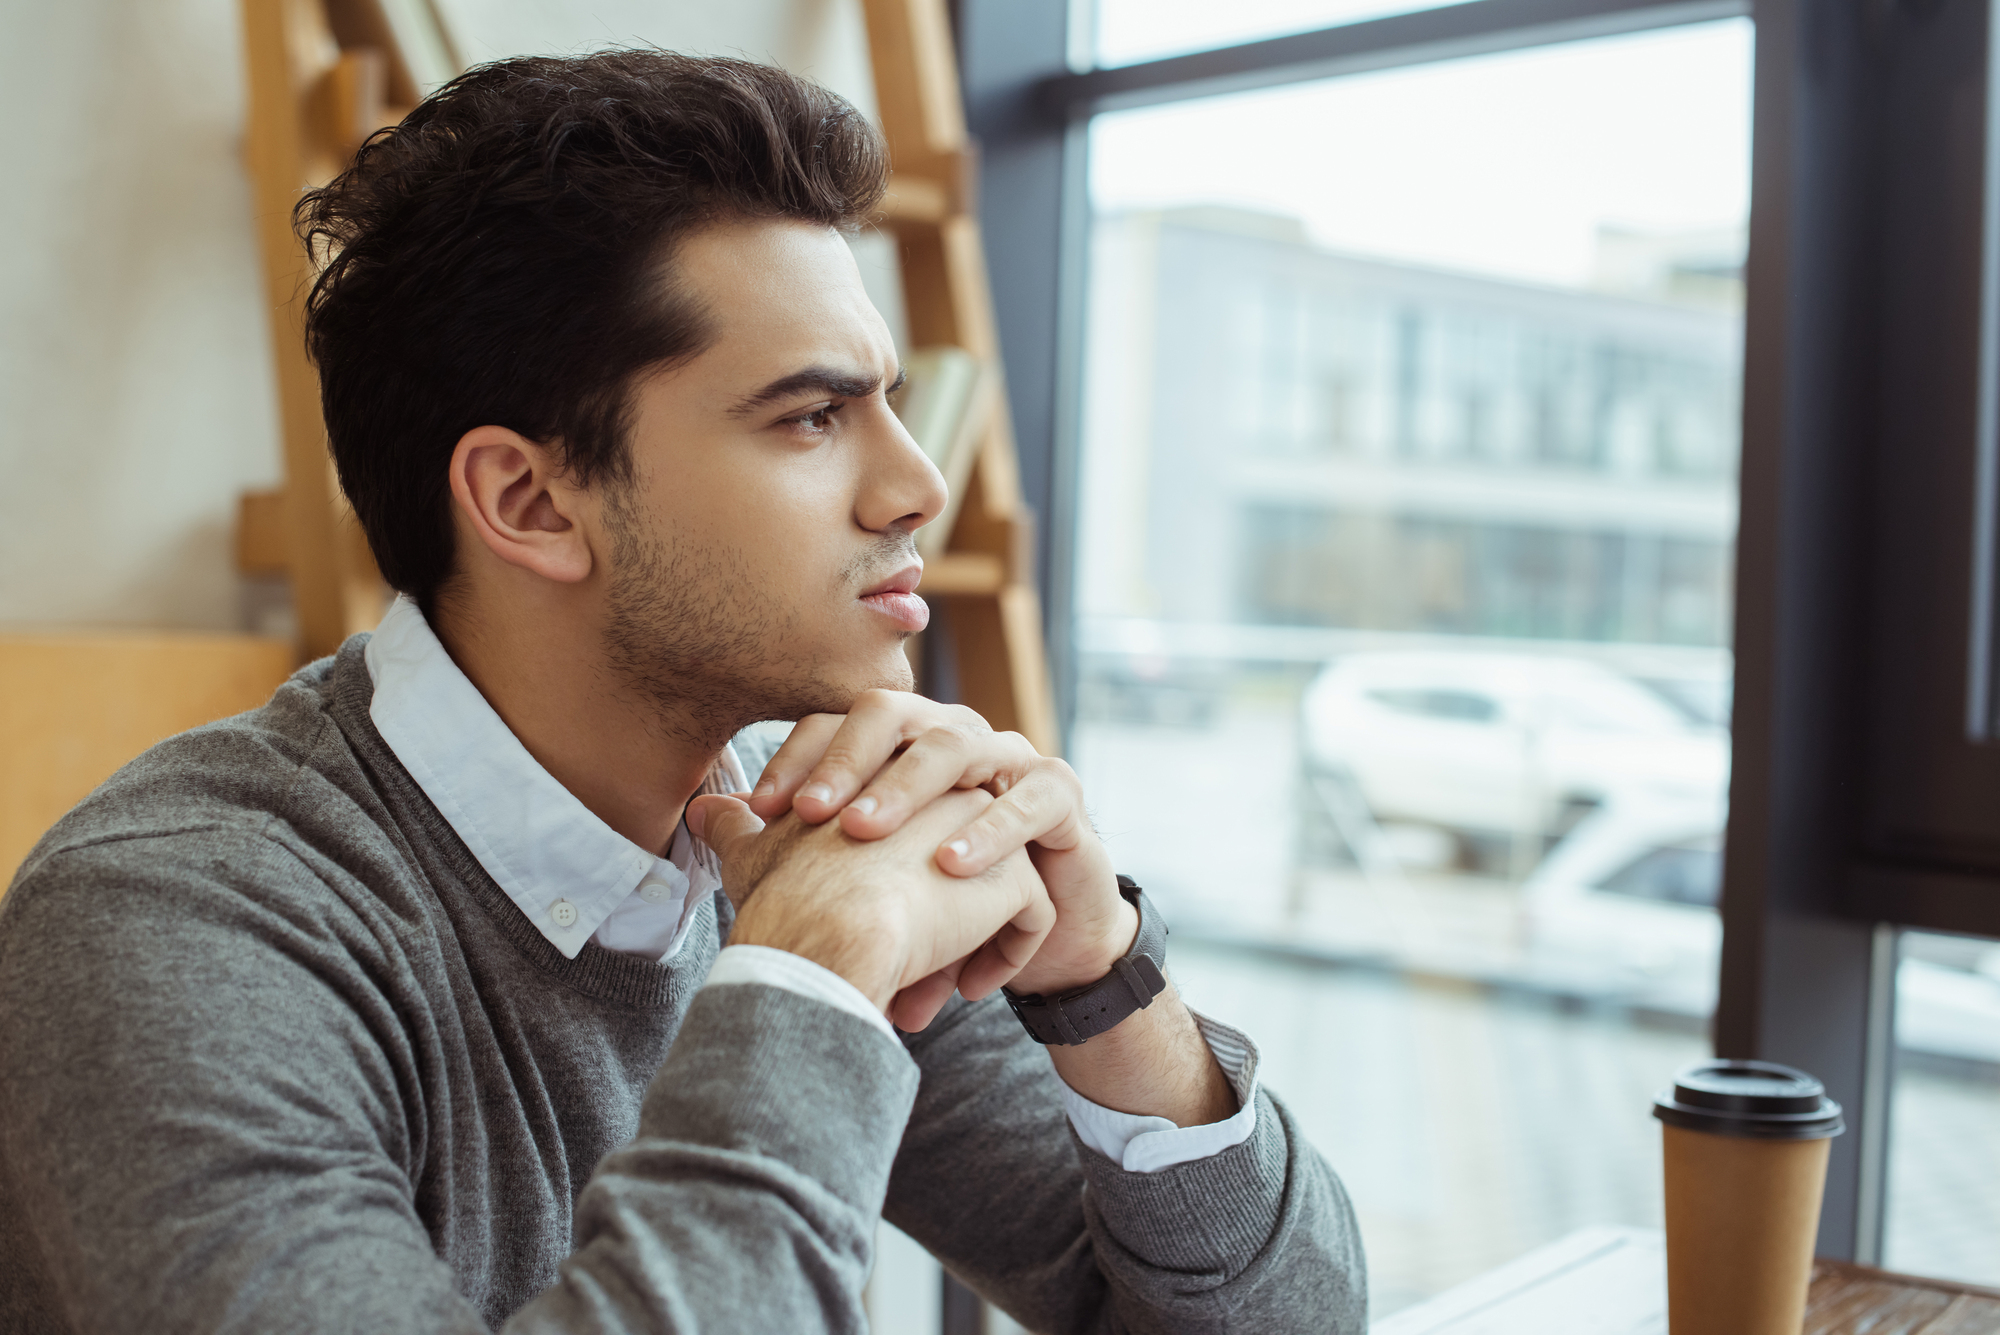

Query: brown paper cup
<box><xmin>1662</xmin><ymin>1124</ymin><xmax>1831</xmax><ymax>1335</ymax></box>
<box><xmin>1654</xmin><ymin>1059</ymin><xmax>1844</xmax><ymax>1335</ymax></box>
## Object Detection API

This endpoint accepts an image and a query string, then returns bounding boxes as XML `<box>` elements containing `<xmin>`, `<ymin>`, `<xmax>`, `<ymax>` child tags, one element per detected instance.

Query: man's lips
<box><xmin>859</xmin><ymin>563</ymin><xmax>929</xmax><ymax>632</ymax></box>
<box><xmin>861</xmin><ymin>565</ymin><xmax>923</xmax><ymax>597</ymax></box>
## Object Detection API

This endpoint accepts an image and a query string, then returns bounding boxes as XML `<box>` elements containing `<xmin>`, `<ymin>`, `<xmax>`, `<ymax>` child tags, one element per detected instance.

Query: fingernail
<box><xmin>849</xmin><ymin>795</ymin><xmax>878</xmax><ymax>816</ymax></box>
<box><xmin>801</xmin><ymin>783</ymin><xmax>833</xmax><ymax>805</ymax></box>
<box><xmin>946</xmin><ymin>839</ymin><xmax>971</xmax><ymax>860</ymax></box>
<box><xmin>687</xmin><ymin>804</ymin><xmax>708</xmax><ymax>840</ymax></box>
<box><xmin>753</xmin><ymin>779</ymin><xmax>775</xmax><ymax>798</ymax></box>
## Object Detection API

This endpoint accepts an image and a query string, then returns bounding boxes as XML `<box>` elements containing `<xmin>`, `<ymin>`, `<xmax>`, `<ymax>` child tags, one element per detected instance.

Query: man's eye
<box><xmin>790</xmin><ymin>403</ymin><xmax>841</xmax><ymax>432</ymax></box>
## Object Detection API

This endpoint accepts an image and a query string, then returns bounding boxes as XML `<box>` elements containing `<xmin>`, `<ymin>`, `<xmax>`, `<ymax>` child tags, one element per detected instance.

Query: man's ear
<box><xmin>448</xmin><ymin>425</ymin><xmax>593</xmax><ymax>585</ymax></box>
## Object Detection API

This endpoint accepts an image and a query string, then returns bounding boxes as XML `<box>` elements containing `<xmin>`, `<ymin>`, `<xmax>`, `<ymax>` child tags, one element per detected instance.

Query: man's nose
<box><xmin>857</xmin><ymin>407</ymin><xmax>949</xmax><ymax>536</ymax></box>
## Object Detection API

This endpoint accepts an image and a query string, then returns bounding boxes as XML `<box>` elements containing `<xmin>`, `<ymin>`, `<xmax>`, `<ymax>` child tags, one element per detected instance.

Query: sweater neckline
<box><xmin>323</xmin><ymin>635</ymin><xmax>710</xmax><ymax>1010</ymax></box>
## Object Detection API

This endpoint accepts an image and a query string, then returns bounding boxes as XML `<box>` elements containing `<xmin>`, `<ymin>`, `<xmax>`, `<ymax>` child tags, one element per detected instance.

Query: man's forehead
<box><xmin>679</xmin><ymin>215</ymin><xmax>853</xmax><ymax>285</ymax></box>
<box><xmin>671</xmin><ymin>219</ymin><xmax>890</xmax><ymax>394</ymax></box>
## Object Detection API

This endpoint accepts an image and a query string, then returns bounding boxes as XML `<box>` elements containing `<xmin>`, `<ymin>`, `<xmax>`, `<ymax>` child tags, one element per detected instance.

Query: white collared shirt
<box><xmin>364</xmin><ymin>595</ymin><xmax>1255</xmax><ymax>1171</ymax></box>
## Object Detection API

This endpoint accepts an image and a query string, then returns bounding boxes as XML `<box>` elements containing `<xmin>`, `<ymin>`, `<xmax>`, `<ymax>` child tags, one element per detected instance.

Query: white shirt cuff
<box><xmin>1061</xmin><ymin>1011</ymin><xmax>1261</xmax><ymax>1173</ymax></box>
<box><xmin>700</xmin><ymin>944</ymin><xmax>898</xmax><ymax>1043</ymax></box>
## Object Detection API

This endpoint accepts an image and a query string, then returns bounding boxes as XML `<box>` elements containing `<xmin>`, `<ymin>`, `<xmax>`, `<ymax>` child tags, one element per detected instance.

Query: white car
<box><xmin>1521</xmin><ymin>806</ymin><xmax>2000</xmax><ymax>1063</ymax></box>
<box><xmin>1298</xmin><ymin>652</ymin><xmax>1730</xmax><ymax>861</ymax></box>
<box><xmin>1518</xmin><ymin>792</ymin><xmax>1725</xmax><ymax>1008</ymax></box>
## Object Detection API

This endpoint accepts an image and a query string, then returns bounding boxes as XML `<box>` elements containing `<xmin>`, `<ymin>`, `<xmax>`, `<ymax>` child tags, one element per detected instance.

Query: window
<box><xmin>1067</xmin><ymin>20</ymin><xmax>1752</xmax><ymax>1314</ymax></box>
<box><xmin>966</xmin><ymin>0</ymin><xmax>2000</xmax><ymax>1313</ymax></box>
<box><xmin>1092</xmin><ymin>0</ymin><xmax>1446</xmax><ymax>67</ymax></box>
<box><xmin>1884</xmin><ymin>930</ymin><xmax>2000</xmax><ymax>1285</ymax></box>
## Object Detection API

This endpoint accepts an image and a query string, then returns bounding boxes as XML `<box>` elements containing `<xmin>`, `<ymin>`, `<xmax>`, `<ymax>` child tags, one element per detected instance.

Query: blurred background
<box><xmin>6</xmin><ymin>1</ymin><xmax>1999</xmax><ymax>1331</ymax></box>
<box><xmin>1068</xmin><ymin>6</ymin><xmax>2000</xmax><ymax>1318</ymax></box>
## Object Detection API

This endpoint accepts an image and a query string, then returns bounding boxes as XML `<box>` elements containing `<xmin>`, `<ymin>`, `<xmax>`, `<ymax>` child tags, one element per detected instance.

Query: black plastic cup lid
<box><xmin>1652</xmin><ymin>1059</ymin><xmax>1845</xmax><ymax>1140</ymax></box>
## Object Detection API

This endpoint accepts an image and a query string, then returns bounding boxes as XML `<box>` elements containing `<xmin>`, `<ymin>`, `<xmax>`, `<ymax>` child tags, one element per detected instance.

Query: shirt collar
<box><xmin>363</xmin><ymin>595</ymin><xmax>745</xmax><ymax>960</ymax></box>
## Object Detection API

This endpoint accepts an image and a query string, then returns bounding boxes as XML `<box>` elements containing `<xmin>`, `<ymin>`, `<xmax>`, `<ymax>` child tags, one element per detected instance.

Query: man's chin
<box><xmin>805</xmin><ymin>652</ymin><xmax>916</xmax><ymax>713</ymax></box>
<box><xmin>820</xmin><ymin>655</ymin><xmax>920</xmax><ymax>715</ymax></box>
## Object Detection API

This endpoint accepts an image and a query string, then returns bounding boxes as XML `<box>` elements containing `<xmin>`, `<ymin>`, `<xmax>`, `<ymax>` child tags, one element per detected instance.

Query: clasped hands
<box><xmin>686</xmin><ymin>692</ymin><xmax>1137</xmax><ymax>1033</ymax></box>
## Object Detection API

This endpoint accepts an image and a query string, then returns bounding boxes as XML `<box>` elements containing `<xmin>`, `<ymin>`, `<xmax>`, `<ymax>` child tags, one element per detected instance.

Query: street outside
<box><xmin>1069</xmin><ymin>665</ymin><xmax>2000</xmax><ymax>1311</ymax></box>
<box><xmin>862</xmin><ymin>660</ymin><xmax>2000</xmax><ymax>1331</ymax></box>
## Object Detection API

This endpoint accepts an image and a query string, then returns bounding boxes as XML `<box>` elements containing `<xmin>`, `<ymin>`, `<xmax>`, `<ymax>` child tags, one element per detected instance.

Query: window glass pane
<box><xmin>1885</xmin><ymin>930</ymin><xmax>2000</xmax><ymax>1285</ymax></box>
<box><xmin>1072</xmin><ymin>21</ymin><xmax>1750</xmax><ymax>1317</ymax></box>
<box><xmin>1093</xmin><ymin>0</ymin><xmax>1436</xmax><ymax>68</ymax></box>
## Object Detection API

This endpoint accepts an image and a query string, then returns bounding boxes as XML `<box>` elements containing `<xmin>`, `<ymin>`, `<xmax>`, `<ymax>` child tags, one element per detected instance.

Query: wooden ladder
<box><xmin>864</xmin><ymin>0</ymin><xmax>1061</xmax><ymax>756</ymax></box>
<box><xmin>234</xmin><ymin>0</ymin><xmax>459</xmax><ymax>658</ymax></box>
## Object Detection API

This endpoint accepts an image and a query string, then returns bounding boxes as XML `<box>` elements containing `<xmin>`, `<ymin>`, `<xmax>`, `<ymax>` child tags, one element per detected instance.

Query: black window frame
<box><xmin>957</xmin><ymin>0</ymin><xmax>2000</xmax><ymax>1280</ymax></box>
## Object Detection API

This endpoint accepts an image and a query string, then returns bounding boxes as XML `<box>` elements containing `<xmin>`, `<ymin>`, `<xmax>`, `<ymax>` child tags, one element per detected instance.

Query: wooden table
<box><xmin>1806</xmin><ymin>1258</ymin><xmax>2000</xmax><ymax>1333</ymax></box>
<box><xmin>1373</xmin><ymin>1227</ymin><xmax>2000</xmax><ymax>1333</ymax></box>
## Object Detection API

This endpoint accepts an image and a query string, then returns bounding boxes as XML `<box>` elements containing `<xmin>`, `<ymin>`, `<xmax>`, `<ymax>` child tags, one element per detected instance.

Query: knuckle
<box><xmin>813</xmin><ymin>744</ymin><xmax>869</xmax><ymax>780</ymax></box>
<box><xmin>1041</xmin><ymin>756</ymin><xmax>1080</xmax><ymax>786</ymax></box>
<box><xmin>925</xmin><ymin>721</ymin><xmax>981</xmax><ymax>754</ymax></box>
<box><xmin>853</xmin><ymin>688</ymin><xmax>900</xmax><ymax>716</ymax></box>
<box><xmin>949</xmin><ymin>704</ymin><xmax>994</xmax><ymax>733</ymax></box>
<box><xmin>975</xmin><ymin>790</ymin><xmax>1027</xmax><ymax>830</ymax></box>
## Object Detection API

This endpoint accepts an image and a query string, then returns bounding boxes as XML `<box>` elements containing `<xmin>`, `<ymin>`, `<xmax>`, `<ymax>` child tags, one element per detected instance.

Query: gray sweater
<box><xmin>0</xmin><ymin>639</ymin><xmax>1365</xmax><ymax>1333</ymax></box>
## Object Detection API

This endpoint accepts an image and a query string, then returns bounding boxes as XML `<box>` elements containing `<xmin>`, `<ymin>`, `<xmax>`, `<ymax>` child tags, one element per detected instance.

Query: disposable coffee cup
<box><xmin>1653</xmin><ymin>1060</ymin><xmax>1844</xmax><ymax>1335</ymax></box>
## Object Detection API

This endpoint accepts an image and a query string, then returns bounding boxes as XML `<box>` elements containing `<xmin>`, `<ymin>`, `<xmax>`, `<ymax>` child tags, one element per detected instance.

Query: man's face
<box><xmin>597</xmin><ymin>218</ymin><xmax>945</xmax><ymax>741</ymax></box>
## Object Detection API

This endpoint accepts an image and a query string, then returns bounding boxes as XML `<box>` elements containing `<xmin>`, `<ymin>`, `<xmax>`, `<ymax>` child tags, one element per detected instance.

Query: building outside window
<box><xmin>1054</xmin><ymin>11</ymin><xmax>2000</xmax><ymax>1312</ymax></box>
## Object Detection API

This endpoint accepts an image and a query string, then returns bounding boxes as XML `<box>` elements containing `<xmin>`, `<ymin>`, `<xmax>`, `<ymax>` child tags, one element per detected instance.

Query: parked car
<box><xmin>1297</xmin><ymin>652</ymin><xmax>1730</xmax><ymax>871</ymax></box>
<box><xmin>1522</xmin><ymin>806</ymin><xmax>2000</xmax><ymax>1066</ymax></box>
<box><xmin>1518</xmin><ymin>791</ymin><xmax>1724</xmax><ymax>1005</ymax></box>
<box><xmin>1899</xmin><ymin>949</ymin><xmax>2000</xmax><ymax>1066</ymax></box>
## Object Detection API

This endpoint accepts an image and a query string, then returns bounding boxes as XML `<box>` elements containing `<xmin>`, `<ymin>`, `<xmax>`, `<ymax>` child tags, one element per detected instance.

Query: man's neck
<box><xmin>430</xmin><ymin>597</ymin><xmax>721</xmax><ymax>857</ymax></box>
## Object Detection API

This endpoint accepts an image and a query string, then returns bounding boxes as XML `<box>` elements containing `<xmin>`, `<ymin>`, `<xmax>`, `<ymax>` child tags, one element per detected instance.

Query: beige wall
<box><xmin>0</xmin><ymin>0</ymin><xmax>881</xmax><ymax>632</ymax></box>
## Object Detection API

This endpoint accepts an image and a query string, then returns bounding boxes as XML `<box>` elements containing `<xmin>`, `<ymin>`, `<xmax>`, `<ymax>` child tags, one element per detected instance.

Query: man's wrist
<box><xmin>704</xmin><ymin>945</ymin><xmax>902</xmax><ymax>1041</ymax></box>
<box><xmin>1078</xmin><ymin>895</ymin><xmax>1143</xmax><ymax>981</ymax></box>
<box><xmin>728</xmin><ymin>896</ymin><xmax>905</xmax><ymax>1012</ymax></box>
<box><xmin>1013</xmin><ymin>894</ymin><xmax>1140</xmax><ymax>996</ymax></box>
<box><xmin>1045</xmin><ymin>982</ymin><xmax>1240</xmax><ymax>1127</ymax></box>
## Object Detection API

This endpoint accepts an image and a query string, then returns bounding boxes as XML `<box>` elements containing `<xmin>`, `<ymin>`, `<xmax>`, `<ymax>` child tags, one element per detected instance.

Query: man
<box><xmin>0</xmin><ymin>51</ymin><xmax>1364</xmax><ymax>1332</ymax></box>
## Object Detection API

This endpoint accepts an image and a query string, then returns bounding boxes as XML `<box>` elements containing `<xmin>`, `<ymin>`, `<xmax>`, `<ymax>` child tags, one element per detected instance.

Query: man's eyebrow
<box><xmin>726</xmin><ymin>364</ymin><xmax>902</xmax><ymax>418</ymax></box>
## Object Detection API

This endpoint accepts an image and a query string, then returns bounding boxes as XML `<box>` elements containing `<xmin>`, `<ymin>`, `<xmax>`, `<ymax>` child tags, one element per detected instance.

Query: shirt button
<box><xmin>550</xmin><ymin>899</ymin><xmax>579</xmax><ymax>929</ymax></box>
<box><xmin>639</xmin><ymin>879</ymin><xmax>673</xmax><ymax>905</ymax></box>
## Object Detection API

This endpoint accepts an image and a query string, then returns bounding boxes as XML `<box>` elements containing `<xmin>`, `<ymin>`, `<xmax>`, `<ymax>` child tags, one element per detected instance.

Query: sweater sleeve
<box><xmin>0</xmin><ymin>834</ymin><xmax>918</xmax><ymax>1335</ymax></box>
<box><xmin>509</xmin><ymin>984</ymin><xmax>918</xmax><ymax>1333</ymax></box>
<box><xmin>885</xmin><ymin>990</ymin><xmax>1369</xmax><ymax>1334</ymax></box>
<box><xmin>0</xmin><ymin>833</ymin><xmax>493</xmax><ymax>1334</ymax></box>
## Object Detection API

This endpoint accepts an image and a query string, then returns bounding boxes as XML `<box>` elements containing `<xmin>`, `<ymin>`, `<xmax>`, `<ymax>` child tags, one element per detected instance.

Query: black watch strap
<box><xmin>1003</xmin><ymin>875</ymin><xmax>1168</xmax><ymax>1046</ymax></box>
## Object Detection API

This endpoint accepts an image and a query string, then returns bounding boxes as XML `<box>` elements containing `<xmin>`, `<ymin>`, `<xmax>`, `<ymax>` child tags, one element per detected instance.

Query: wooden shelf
<box><xmin>236</xmin><ymin>487</ymin><xmax>289</xmax><ymax>575</ymax></box>
<box><xmin>916</xmin><ymin>553</ymin><xmax>1006</xmax><ymax>595</ymax></box>
<box><xmin>878</xmin><ymin>175</ymin><xmax>952</xmax><ymax>223</ymax></box>
<box><xmin>0</xmin><ymin>632</ymin><xmax>296</xmax><ymax>883</ymax></box>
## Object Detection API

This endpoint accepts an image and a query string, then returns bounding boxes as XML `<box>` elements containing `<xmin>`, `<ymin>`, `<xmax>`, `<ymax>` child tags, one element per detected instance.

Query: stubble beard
<box><xmin>599</xmin><ymin>492</ymin><xmax>916</xmax><ymax>752</ymax></box>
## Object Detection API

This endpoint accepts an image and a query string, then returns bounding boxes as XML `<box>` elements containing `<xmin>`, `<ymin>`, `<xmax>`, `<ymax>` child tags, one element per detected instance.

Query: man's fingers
<box><xmin>837</xmin><ymin>726</ymin><xmax>1038</xmax><ymax>841</ymax></box>
<box><xmin>744</xmin><ymin>714</ymin><xmax>844</xmax><ymax>819</ymax></box>
<box><xmin>889</xmin><ymin>960</ymin><xmax>963</xmax><ymax>1033</ymax></box>
<box><xmin>956</xmin><ymin>893</ymin><xmax>1057</xmax><ymax>1000</ymax></box>
<box><xmin>795</xmin><ymin>693</ymin><xmax>977</xmax><ymax>823</ymax></box>
<box><xmin>686</xmin><ymin>795</ymin><xmax>766</xmax><ymax>875</ymax></box>
<box><xmin>933</xmin><ymin>765</ymin><xmax>1083</xmax><ymax>877</ymax></box>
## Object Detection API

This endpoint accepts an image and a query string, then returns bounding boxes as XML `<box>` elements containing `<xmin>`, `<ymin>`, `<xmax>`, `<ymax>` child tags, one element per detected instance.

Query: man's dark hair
<box><xmin>296</xmin><ymin>50</ymin><xmax>889</xmax><ymax>612</ymax></box>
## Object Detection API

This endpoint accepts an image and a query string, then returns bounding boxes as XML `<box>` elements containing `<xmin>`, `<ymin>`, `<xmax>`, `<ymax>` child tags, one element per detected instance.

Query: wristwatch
<box><xmin>1003</xmin><ymin>875</ymin><xmax>1168</xmax><ymax>1045</ymax></box>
